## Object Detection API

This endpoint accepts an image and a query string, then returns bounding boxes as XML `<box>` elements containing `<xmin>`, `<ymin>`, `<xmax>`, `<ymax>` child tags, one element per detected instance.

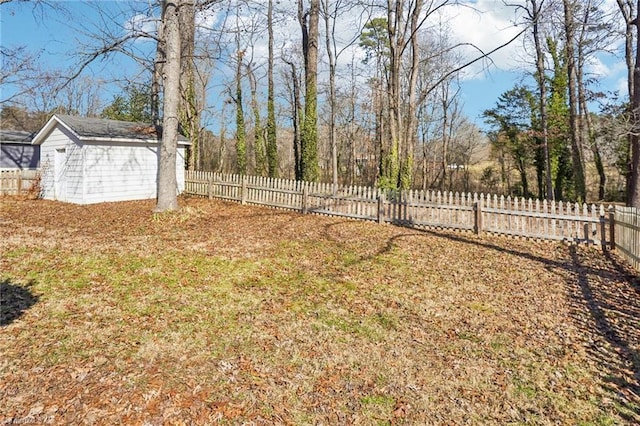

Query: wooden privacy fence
<box><xmin>610</xmin><ymin>206</ymin><xmax>640</xmax><ymax>270</ymax></box>
<box><xmin>0</xmin><ymin>170</ymin><xmax>39</xmax><ymax>196</ymax></box>
<box><xmin>185</xmin><ymin>171</ymin><xmax>612</xmax><ymax>248</ymax></box>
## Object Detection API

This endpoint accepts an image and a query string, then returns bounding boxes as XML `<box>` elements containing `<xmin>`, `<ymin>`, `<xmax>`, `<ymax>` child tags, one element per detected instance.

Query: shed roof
<box><xmin>0</xmin><ymin>130</ymin><xmax>35</xmax><ymax>144</ymax></box>
<box><xmin>32</xmin><ymin>114</ymin><xmax>190</xmax><ymax>145</ymax></box>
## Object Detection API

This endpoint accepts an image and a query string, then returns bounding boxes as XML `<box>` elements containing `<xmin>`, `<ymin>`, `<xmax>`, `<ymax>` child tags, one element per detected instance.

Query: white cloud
<box><xmin>443</xmin><ymin>0</ymin><xmax>527</xmax><ymax>79</ymax></box>
<box><xmin>587</xmin><ymin>56</ymin><xmax>611</xmax><ymax>78</ymax></box>
<box><xmin>188</xmin><ymin>0</ymin><xmax>628</xmax><ymax>97</ymax></box>
<box><xmin>616</xmin><ymin>77</ymin><xmax>628</xmax><ymax>97</ymax></box>
<box><xmin>124</xmin><ymin>13</ymin><xmax>157</xmax><ymax>37</ymax></box>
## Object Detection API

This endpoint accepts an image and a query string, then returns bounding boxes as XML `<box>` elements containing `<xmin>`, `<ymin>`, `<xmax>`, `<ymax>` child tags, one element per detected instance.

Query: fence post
<box><xmin>377</xmin><ymin>194</ymin><xmax>385</xmax><ymax>224</ymax></box>
<box><xmin>241</xmin><ymin>175</ymin><xmax>248</xmax><ymax>205</ymax></box>
<box><xmin>583</xmin><ymin>223</ymin><xmax>590</xmax><ymax>246</ymax></box>
<box><xmin>474</xmin><ymin>201</ymin><xmax>483</xmax><ymax>235</ymax></box>
<box><xmin>302</xmin><ymin>186</ymin><xmax>309</xmax><ymax>214</ymax></box>
<box><xmin>207</xmin><ymin>175</ymin><xmax>214</xmax><ymax>199</ymax></box>
<box><xmin>609</xmin><ymin>206</ymin><xmax>616</xmax><ymax>251</ymax></box>
<box><xmin>600</xmin><ymin>212</ymin><xmax>607</xmax><ymax>251</ymax></box>
<box><xmin>17</xmin><ymin>172</ymin><xmax>23</xmax><ymax>195</ymax></box>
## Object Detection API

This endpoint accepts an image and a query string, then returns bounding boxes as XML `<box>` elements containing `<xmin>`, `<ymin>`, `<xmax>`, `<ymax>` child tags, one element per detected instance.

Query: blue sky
<box><xmin>1</xmin><ymin>1</ymin><xmax>154</xmax><ymax>104</ymax></box>
<box><xmin>0</xmin><ymin>0</ymin><xmax>630</xmax><ymax>131</ymax></box>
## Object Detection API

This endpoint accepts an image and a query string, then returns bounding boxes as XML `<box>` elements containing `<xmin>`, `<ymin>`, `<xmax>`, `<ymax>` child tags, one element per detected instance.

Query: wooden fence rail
<box><xmin>185</xmin><ymin>171</ymin><xmax>617</xmax><ymax>249</ymax></box>
<box><xmin>0</xmin><ymin>169</ymin><xmax>39</xmax><ymax>196</ymax></box>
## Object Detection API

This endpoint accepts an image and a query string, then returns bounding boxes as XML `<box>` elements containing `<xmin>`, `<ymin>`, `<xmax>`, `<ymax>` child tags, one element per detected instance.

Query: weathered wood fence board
<box><xmin>0</xmin><ymin>170</ymin><xmax>39</xmax><ymax>196</ymax></box>
<box><xmin>611</xmin><ymin>206</ymin><xmax>640</xmax><ymax>271</ymax></box>
<box><xmin>184</xmin><ymin>171</ymin><xmax>638</xmax><ymax>272</ymax></box>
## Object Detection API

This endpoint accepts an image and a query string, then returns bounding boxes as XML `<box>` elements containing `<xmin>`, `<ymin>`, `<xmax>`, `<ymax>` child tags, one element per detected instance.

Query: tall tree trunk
<box><xmin>285</xmin><ymin>59</ymin><xmax>303</xmax><ymax>180</ymax></box>
<box><xmin>440</xmin><ymin>87</ymin><xmax>449</xmax><ymax>191</ymax></box>
<box><xmin>234</xmin><ymin>49</ymin><xmax>247</xmax><ymax>175</ymax></box>
<box><xmin>298</xmin><ymin>0</ymin><xmax>320</xmax><ymax>182</ymax></box>
<box><xmin>179</xmin><ymin>0</ymin><xmax>198</xmax><ymax>171</ymax></box>
<box><xmin>617</xmin><ymin>0</ymin><xmax>636</xmax><ymax>204</ymax></box>
<box><xmin>217</xmin><ymin>102</ymin><xmax>227</xmax><ymax>173</ymax></box>
<box><xmin>563</xmin><ymin>0</ymin><xmax>586</xmax><ymax>202</ymax></box>
<box><xmin>589</xmin><ymin>122</ymin><xmax>607</xmax><ymax>200</ymax></box>
<box><xmin>374</xmin><ymin>71</ymin><xmax>385</xmax><ymax>186</ymax></box>
<box><xmin>401</xmin><ymin>0</ymin><xmax>423</xmax><ymax>190</ymax></box>
<box><xmin>247</xmin><ymin>64</ymin><xmax>266</xmax><ymax>176</ymax></box>
<box><xmin>266</xmin><ymin>0</ymin><xmax>278</xmax><ymax>178</ymax></box>
<box><xmin>151</xmin><ymin>8</ymin><xmax>164</xmax><ymax>127</ymax></box>
<box><xmin>155</xmin><ymin>0</ymin><xmax>181</xmax><ymax>212</ymax></box>
<box><xmin>630</xmin><ymin>0</ymin><xmax>640</xmax><ymax>206</ymax></box>
<box><xmin>323</xmin><ymin>0</ymin><xmax>338</xmax><ymax>190</ymax></box>
<box><xmin>577</xmin><ymin>1</ymin><xmax>606</xmax><ymax>200</ymax></box>
<box><xmin>349</xmin><ymin>59</ymin><xmax>358</xmax><ymax>185</ymax></box>
<box><xmin>530</xmin><ymin>0</ymin><xmax>554</xmax><ymax>200</ymax></box>
<box><xmin>384</xmin><ymin>0</ymin><xmax>402</xmax><ymax>189</ymax></box>
<box><xmin>619</xmin><ymin>1</ymin><xmax>636</xmax><ymax>101</ymax></box>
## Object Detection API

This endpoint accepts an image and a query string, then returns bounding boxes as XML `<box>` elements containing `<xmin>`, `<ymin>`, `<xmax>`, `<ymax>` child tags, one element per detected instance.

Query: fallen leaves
<box><xmin>0</xmin><ymin>196</ymin><xmax>639</xmax><ymax>424</ymax></box>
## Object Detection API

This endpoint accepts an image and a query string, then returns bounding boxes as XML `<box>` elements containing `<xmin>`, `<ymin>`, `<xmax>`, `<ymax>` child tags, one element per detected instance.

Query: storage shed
<box><xmin>0</xmin><ymin>130</ymin><xmax>39</xmax><ymax>170</ymax></box>
<box><xmin>31</xmin><ymin>114</ymin><xmax>189</xmax><ymax>204</ymax></box>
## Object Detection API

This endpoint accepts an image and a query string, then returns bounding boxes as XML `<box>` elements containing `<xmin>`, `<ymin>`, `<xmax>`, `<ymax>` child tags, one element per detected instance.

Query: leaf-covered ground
<box><xmin>1</xmin><ymin>196</ymin><xmax>639</xmax><ymax>425</ymax></box>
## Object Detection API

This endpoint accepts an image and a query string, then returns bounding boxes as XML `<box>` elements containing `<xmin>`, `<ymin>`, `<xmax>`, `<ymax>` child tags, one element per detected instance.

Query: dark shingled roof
<box><xmin>0</xmin><ymin>130</ymin><xmax>34</xmax><ymax>144</ymax></box>
<box><xmin>56</xmin><ymin>115</ymin><xmax>189</xmax><ymax>142</ymax></box>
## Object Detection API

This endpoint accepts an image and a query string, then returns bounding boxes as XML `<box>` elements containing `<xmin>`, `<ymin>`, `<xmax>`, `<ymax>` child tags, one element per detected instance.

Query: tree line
<box><xmin>482</xmin><ymin>0</ymin><xmax>639</xmax><ymax>207</ymax></box>
<box><xmin>2</xmin><ymin>0</ymin><xmax>640</xmax><ymax>209</ymax></box>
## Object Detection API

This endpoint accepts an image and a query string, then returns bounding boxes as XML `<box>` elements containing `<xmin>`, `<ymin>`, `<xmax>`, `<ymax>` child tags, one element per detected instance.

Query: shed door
<box><xmin>54</xmin><ymin>148</ymin><xmax>66</xmax><ymax>201</ymax></box>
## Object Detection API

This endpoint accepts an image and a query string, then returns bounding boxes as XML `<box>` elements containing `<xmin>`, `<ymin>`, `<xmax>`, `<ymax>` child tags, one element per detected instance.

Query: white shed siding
<box><xmin>82</xmin><ymin>142</ymin><xmax>187</xmax><ymax>204</ymax></box>
<box><xmin>177</xmin><ymin>146</ymin><xmax>186</xmax><ymax>193</ymax></box>
<box><xmin>38</xmin><ymin>126</ymin><xmax>84</xmax><ymax>202</ymax></box>
<box><xmin>39</xmin><ymin>128</ymin><xmax>67</xmax><ymax>199</ymax></box>
<box><xmin>65</xmin><ymin>141</ymin><xmax>84</xmax><ymax>203</ymax></box>
<box><xmin>84</xmin><ymin>143</ymin><xmax>157</xmax><ymax>203</ymax></box>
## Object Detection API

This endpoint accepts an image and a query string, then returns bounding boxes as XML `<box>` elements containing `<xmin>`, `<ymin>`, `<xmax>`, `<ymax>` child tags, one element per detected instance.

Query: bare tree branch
<box><xmin>420</xmin><ymin>27</ymin><xmax>528</xmax><ymax>103</ymax></box>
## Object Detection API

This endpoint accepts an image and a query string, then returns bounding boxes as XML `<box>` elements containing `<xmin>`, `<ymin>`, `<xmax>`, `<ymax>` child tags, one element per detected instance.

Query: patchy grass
<box><xmin>1</xmin><ymin>196</ymin><xmax>639</xmax><ymax>424</ymax></box>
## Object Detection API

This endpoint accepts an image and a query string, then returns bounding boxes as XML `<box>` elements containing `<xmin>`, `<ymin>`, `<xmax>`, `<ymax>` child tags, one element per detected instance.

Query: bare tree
<box><xmin>320</xmin><ymin>0</ymin><xmax>368</xmax><ymax>189</ymax></box>
<box><xmin>616</xmin><ymin>0</ymin><xmax>640</xmax><ymax>206</ymax></box>
<box><xmin>631</xmin><ymin>0</ymin><xmax>640</xmax><ymax>206</ymax></box>
<box><xmin>232</xmin><ymin>47</ymin><xmax>247</xmax><ymax>175</ymax></box>
<box><xmin>575</xmin><ymin>0</ymin><xmax>612</xmax><ymax>200</ymax></box>
<box><xmin>179</xmin><ymin>0</ymin><xmax>200</xmax><ymax>170</ymax></box>
<box><xmin>383</xmin><ymin>0</ymin><xmax>485</xmax><ymax>189</ymax></box>
<box><xmin>155</xmin><ymin>0</ymin><xmax>182</xmax><ymax>212</ymax></box>
<box><xmin>266</xmin><ymin>0</ymin><xmax>278</xmax><ymax>178</ymax></box>
<box><xmin>298</xmin><ymin>0</ymin><xmax>320</xmax><ymax>182</ymax></box>
<box><xmin>0</xmin><ymin>1</ymin><xmax>69</xmax><ymax>105</ymax></box>
<box><xmin>0</xmin><ymin>47</ymin><xmax>41</xmax><ymax>105</ymax></box>
<box><xmin>563</xmin><ymin>0</ymin><xmax>587</xmax><ymax>202</ymax></box>
<box><xmin>512</xmin><ymin>0</ymin><xmax>554</xmax><ymax>200</ymax></box>
<box><xmin>283</xmin><ymin>54</ymin><xmax>303</xmax><ymax>180</ymax></box>
<box><xmin>247</xmin><ymin>63</ymin><xmax>267</xmax><ymax>175</ymax></box>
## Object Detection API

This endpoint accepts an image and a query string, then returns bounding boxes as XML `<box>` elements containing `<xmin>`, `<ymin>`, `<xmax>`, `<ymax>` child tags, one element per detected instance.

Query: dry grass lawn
<box><xmin>1</xmin><ymin>196</ymin><xmax>639</xmax><ymax>425</ymax></box>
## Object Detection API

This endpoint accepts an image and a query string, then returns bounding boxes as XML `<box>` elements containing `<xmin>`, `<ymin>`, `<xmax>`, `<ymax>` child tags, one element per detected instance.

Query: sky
<box><xmin>0</xmin><ymin>0</ymin><xmax>630</xmax><ymax>132</ymax></box>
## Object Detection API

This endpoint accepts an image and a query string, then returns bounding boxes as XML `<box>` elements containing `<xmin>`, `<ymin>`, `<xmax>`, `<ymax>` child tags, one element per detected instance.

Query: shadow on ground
<box><xmin>164</xmin><ymin>196</ymin><xmax>640</xmax><ymax>420</ymax></box>
<box><xmin>0</xmin><ymin>279</ymin><xmax>39</xmax><ymax>326</ymax></box>
<box><xmin>567</xmin><ymin>247</ymin><xmax>640</xmax><ymax>422</ymax></box>
<box><xmin>368</xmin><ymin>226</ymin><xmax>640</xmax><ymax>422</ymax></box>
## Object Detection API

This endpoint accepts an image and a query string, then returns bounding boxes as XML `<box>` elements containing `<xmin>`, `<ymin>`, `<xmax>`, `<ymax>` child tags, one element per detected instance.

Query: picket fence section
<box><xmin>0</xmin><ymin>170</ymin><xmax>39</xmax><ymax>196</ymax></box>
<box><xmin>185</xmin><ymin>171</ymin><xmax>611</xmax><ymax>247</ymax></box>
<box><xmin>1</xmin><ymin>169</ymin><xmax>637</xmax><ymax>271</ymax></box>
<box><xmin>611</xmin><ymin>206</ymin><xmax>640</xmax><ymax>270</ymax></box>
